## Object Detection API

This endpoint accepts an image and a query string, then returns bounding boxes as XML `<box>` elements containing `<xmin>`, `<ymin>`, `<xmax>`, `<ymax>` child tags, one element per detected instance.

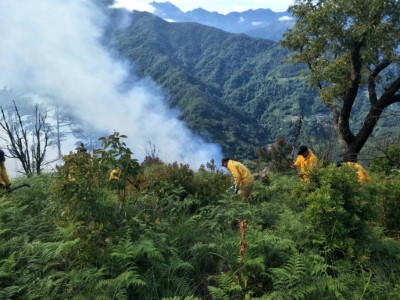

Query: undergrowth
<box><xmin>1</xmin><ymin>134</ymin><xmax>400</xmax><ymax>299</ymax></box>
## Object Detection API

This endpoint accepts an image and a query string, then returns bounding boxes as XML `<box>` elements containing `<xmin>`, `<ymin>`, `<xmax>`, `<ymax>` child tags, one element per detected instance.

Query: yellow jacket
<box><xmin>0</xmin><ymin>162</ymin><xmax>11</xmax><ymax>187</ymax></box>
<box><xmin>344</xmin><ymin>162</ymin><xmax>370</xmax><ymax>185</ymax></box>
<box><xmin>109</xmin><ymin>168</ymin><xmax>121</xmax><ymax>180</ymax></box>
<box><xmin>227</xmin><ymin>160</ymin><xmax>254</xmax><ymax>189</ymax></box>
<box><xmin>293</xmin><ymin>150</ymin><xmax>318</xmax><ymax>180</ymax></box>
<box><xmin>109</xmin><ymin>168</ymin><xmax>149</xmax><ymax>193</ymax></box>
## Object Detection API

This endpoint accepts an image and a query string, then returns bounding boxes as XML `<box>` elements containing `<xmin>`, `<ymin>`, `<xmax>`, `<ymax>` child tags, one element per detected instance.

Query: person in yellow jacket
<box><xmin>109</xmin><ymin>168</ymin><xmax>149</xmax><ymax>194</ymax></box>
<box><xmin>109</xmin><ymin>168</ymin><xmax>121</xmax><ymax>181</ymax></box>
<box><xmin>109</xmin><ymin>167</ymin><xmax>132</xmax><ymax>194</ymax></box>
<box><xmin>0</xmin><ymin>149</ymin><xmax>11</xmax><ymax>192</ymax></box>
<box><xmin>337</xmin><ymin>161</ymin><xmax>370</xmax><ymax>185</ymax></box>
<box><xmin>290</xmin><ymin>145</ymin><xmax>319</xmax><ymax>181</ymax></box>
<box><xmin>222</xmin><ymin>157</ymin><xmax>254</xmax><ymax>201</ymax></box>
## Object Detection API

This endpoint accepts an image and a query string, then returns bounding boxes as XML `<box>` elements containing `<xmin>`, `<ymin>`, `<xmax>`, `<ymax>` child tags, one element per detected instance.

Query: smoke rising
<box><xmin>0</xmin><ymin>0</ymin><xmax>222</xmax><ymax>169</ymax></box>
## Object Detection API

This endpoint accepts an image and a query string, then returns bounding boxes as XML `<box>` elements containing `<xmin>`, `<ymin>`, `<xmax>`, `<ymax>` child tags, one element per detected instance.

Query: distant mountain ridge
<box><xmin>149</xmin><ymin>1</ymin><xmax>294</xmax><ymax>41</ymax></box>
<box><xmin>105</xmin><ymin>10</ymin><xmax>327</xmax><ymax>159</ymax></box>
<box><xmin>102</xmin><ymin>4</ymin><xmax>398</xmax><ymax>160</ymax></box>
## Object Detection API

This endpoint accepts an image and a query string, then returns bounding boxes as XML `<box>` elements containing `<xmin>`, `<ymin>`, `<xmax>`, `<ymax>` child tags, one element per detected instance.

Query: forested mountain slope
<box><xmin>105</xmin><ymin>10</ymin><xmax>326</xmax><ymax>159</ymax></box>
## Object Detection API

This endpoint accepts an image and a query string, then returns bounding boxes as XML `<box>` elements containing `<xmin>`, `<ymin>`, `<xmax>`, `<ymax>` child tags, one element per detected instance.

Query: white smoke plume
<box><xmin>0</xmin><ymin>0</ymin><xmax>222</xmax><ymax>170</ymax></box>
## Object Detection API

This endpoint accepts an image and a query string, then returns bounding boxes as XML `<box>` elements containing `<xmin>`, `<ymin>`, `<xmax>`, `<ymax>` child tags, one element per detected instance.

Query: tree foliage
<box><xmin>282</xmin><ymin>0</ymin><xmax>400</xmax><ymax>161</ymax></box>
<box><xmin>370</xmin><ymin>136</ymin><xmax>400</xmax><ymax>173</ymax></box>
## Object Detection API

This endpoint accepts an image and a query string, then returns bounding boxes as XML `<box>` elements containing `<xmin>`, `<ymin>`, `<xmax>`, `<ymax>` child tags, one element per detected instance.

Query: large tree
<box><xmin>281</xmin><ymin>0</ymin><xmax>400</xmax><ymax>161</ymax></box>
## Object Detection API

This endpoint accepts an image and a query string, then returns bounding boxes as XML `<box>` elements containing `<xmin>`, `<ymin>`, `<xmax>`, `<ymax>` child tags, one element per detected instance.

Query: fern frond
<box><xmin>161</xmin><ymin>296</ymin><xmax>201</xmax><ymax>300</ymax></box>
<box><xmin>207</xmin><ymin>286</ymin><xmax>230</xmax><ymax>300</ymax></box>
<box><xmin>0</xmin><ymin>253</ymin><xmax>16</xmax><ymax>280</ymax></box>
<box><xmin>168</xmin><ymin>250</ymin><xmax>194</xmax><ymax>273</ymax></box>
<box><xmin>94</xmin><ymin>296</ymin><xmax>112</xmax><ymax>300</ymax></box>
<box><xmin>207</xmin><ymin>271</ymin><xmax>242</xmax><ymax>300</ymax></box>
<box><xmin>268</xmin><ymin>253</ymin><xmax>314</xmax><ymax>299</ymax></box>
<box><xmin>111</xmin><ymin>237</ymin><xmax>164</xmax><ymax>269</ymax></box>
<box><xmin>0</xmin><ymin>228</ymin><xmax>11</xmax><ymax>238</ymax></box>
<box><xmin>0</xmin><ymin>286</ymin><xmax>21</xmax><ymax>300</ymax></box>
<box><xmin>243</xmin><ymin>256</ymin><xmax>266</xmax><ymax>274</ymax></box>
<box><xmin>96</xmin><ymin>270</ymin><xmax>146</xmax><ymax>291</ymax></box>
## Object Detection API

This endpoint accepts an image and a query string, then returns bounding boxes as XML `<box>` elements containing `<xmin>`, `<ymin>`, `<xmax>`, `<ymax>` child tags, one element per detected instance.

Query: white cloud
<box><xmin>251</xmin><ymin>21</ymin><xmax>263</xmax><ymax>26</ymax></box>
<box><xmin>238</xmin><ymin>16</ymin><xmax>245</xmax><ymax>23</ymax></box>
<box><xmin>279</xmin><ymin>16</ymin><xmax>294</xmax><ymax>21</ymax></box>
<box><xmin>0</xmin><ymin>0</ymin><xmax>222</xmax><ymax>170</ymax></box>
<box><xmin>112</xmin><ymin>0</ymin><xmax>155</xmax><ymax>12</ymax></box>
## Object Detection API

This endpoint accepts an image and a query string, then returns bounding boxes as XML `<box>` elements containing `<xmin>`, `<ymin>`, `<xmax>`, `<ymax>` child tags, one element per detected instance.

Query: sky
<box><xmin>113</xmin><ymin>0</ymin><xmax>295</xmax><ymax>14</ymax></box>
<box><xmin>0</xmin><ymin>0</ymin><xmax>223</xmax><ymax>175</ymax></box>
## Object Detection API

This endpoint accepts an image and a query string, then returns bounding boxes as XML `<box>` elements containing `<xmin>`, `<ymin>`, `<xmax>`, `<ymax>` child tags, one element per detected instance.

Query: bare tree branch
<box><xmin>0</xmin><ymin>102</ymin><xmax>52</xmax><ymax>176</ymax></box>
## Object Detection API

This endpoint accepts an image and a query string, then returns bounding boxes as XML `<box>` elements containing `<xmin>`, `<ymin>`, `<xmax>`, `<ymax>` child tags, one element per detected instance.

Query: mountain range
<box><xmin>104</xmin><ymin>9</ymin><xmax>329</xmax><ymax>159</ymax></box>
<box><xmin>148</xmin><ymin>1</ymin><xmax>295</xmax><ymax>41</ymax></box>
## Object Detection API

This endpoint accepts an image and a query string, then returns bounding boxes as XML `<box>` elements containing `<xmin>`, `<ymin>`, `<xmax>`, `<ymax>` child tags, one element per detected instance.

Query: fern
<box><xmin>208</xmin><ymin>286</ymin><xmax>230</xmax><ymax>300</ymax></box>
<box><xmin>267</xmin><ymin>253</ymin><xmax>316</xmax><ymax>300</ymax></box>
<box><xmin>168</xmin><ymin>251</ymin><xmax>194</xmax><ymax>273</ymax></box>
<box><xmin>135</xmin><ymin>246</ymin><xmax>195</xmax><ymax>298</ymax></box>
<box><xmin>161</xmin><ymin>296</ymin><xmax>201</xmax><ymax>300</ymax></box>
<box><xmin>0</xmin><ymin>253</ymin><xmax>16</xmax><ymax>280</ymax></box>
<box><xmin>270</xmin><ymin>254</ymin><xmax>306</xmax><ymax>289</ymax></box>
<box><xmin>0</xmin><ymin>286</ymin><xmax>21</xmax><ymax>300</ymax></box>
<box><xmin>243</xmin><ymin>256</ymin><xmax>266</xmax><ymax>274</ymax></box>
<box><xmin>208</xmin><ymin>272</ymin><xmax>242</xmax><ymax>300</ymax></box>
<box><xmin>111</xmin><ymin>238</ymin><xmax>164</xmax><ymax>267</ymax></box>
<box><xmin>94</xmin><ymin>296</ymin><xmax>113</xmax><ymax>300</ymax></box>
<box><xmin>95</xmin><ymin>270</ymin><xmax>146</xmax><ymax>299</ymax></box>
<box><xmin>25</xmin><ymin>239</ymin><xmax>80</xmax><ymax>262</ymax></box>
<box><xmin>0</xmin><ymin>253</ymin><xmax>20</xmax><ymax>299</ymax></box>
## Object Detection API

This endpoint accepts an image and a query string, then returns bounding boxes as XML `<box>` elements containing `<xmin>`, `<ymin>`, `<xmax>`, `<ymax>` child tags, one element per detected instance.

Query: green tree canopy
<box><xmin>281</xmin><ymin>0</ymin><xmax>400</xmax><ymax>161</ymax></box>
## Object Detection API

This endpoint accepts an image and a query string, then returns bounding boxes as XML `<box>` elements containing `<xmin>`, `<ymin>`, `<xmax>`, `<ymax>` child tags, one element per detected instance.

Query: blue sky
<box><xmin>113</xmin><ymin>0</ymin><xmax>295</xmax><ymax>14</ymax></box>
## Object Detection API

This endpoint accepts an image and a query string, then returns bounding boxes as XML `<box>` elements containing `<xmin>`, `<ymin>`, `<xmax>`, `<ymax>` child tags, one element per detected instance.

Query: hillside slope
<box><xmin>105</xmin><ymin>10</ymin><xmax>325</xmax><ymax>159</ymax></box>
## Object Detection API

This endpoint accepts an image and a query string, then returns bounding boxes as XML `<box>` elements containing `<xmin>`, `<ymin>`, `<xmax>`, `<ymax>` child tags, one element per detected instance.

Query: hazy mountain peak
<box><xmin>149</xmin><ymin>1</ymin><xmax>294</xmax><ymax>41</ymax></box>
<box><xmin>190</xmin><ymin>7</ymin><xmax>217</xmax><ymax>13</ymax></box>
<box><xmin>150</xmin><ymin>1</ymin><xmax>183</xmax><ymax>15</ymax></box>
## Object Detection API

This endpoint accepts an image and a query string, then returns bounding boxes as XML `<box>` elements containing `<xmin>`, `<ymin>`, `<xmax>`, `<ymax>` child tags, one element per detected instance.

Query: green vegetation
<box><xmin>2</xmin><ymin>133</ymin><xmax>400</xmax><ymax>299</ymax></box>
<box><xmin>103</xmin><ymin>9</ymin><xmax>399</xmax><ymax>161</ymax></box>
<box><xmin>1</xmin><ymin>2</ymin><xmax>399</xmax><ymax>297</ymax></box>
<box><xmin>281</xmin><ymin>0</ymin><xmax>400</xmax><ymax>161</ymax></box>
<box><xmin>105</xmin><ymin>10</ymin><xmax>328</xmax><ymax>159</ymax></box>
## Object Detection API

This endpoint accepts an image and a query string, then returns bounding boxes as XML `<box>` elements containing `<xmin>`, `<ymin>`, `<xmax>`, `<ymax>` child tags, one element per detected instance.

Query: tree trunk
<box><xmin>335</xmin><ymin>104</ymin><xmax>384</xmax><ymax>162</ymax></box>
<box><xmin>56</xmin><ymin>116</ymin><xmax>62</xmax><ymax>159</ymax></box>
